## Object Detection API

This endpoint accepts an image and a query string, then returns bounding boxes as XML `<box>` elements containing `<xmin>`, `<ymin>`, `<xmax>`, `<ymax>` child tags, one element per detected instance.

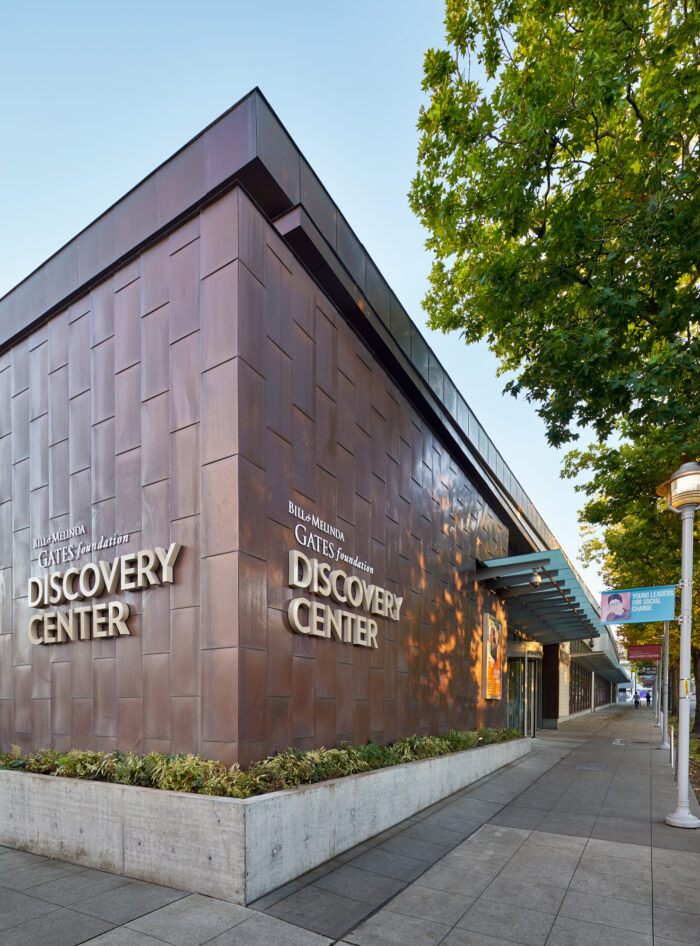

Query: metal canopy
<box><xmin>570</xmin><ymin>639</ymin><xmax>630</xmax><ymax>683</ymax></box>
<box><xmin>477</xmin><ymin>550</ymin><xmax>630</xmax><ymax>683</ymax></box>
<box><xmin>476</xmin><ymin>550</ymin><xmax>605</xmax><ymax>645</ymax></box>
<box><xmin>571</xmin><ymin>651</ymin><xmax>630</xmax><ymax>683</ymax></box>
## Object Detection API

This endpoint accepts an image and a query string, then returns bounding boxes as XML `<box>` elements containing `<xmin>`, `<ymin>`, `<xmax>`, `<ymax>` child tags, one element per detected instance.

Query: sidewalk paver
<box><xmin>0</xmin><ymin>702</ymin><xmax>698</xmax><ymax>944</ymax></box>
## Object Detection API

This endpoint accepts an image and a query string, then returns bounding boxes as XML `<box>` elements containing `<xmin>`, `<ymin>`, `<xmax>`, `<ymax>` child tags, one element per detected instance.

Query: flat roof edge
<box><xmin>0</xmin><ymin>89</ymin><xmax>566</xmax><ymax>563</ymax></box>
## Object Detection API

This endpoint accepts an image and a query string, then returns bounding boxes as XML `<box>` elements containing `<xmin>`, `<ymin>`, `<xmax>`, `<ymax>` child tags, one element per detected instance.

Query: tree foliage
<box><xmin>411</xmin><ymin>0</ymin><xmax>700</xmax><ymax>451</ymax></box>
<box><xmin>411</xmin><ymin>1</ymin><xmax>700</xmax><ymax>726</ymax></box>
<box><xmin>576</xmin><ymin>436</ymin><xmax>700</xmax><ymax>730</ymax></box>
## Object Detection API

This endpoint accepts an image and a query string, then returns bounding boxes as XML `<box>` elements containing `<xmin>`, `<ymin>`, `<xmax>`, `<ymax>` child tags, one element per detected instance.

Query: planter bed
<box><xmin>0</xmin><ymin>736</ymin><xmax>530</xmax><ymax>903</ymax></box>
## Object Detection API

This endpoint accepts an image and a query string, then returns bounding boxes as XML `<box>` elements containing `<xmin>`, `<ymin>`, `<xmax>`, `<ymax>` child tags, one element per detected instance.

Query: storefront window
<box><xmin>594</xmin><ymin>675</ymin><xmax>611</xmax><ymax>707</ymax></box>
<box><xmin>569</xmin><ymin>660</ymin><xmax>592</xmax><ymax>714</ymax></box>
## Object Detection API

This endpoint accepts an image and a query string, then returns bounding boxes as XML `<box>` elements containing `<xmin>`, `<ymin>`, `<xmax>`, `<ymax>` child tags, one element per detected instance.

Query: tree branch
<box><xmin>626</xmin><ymin>85</ymin><xmax>646</xmax><ymax>124</ymax></box>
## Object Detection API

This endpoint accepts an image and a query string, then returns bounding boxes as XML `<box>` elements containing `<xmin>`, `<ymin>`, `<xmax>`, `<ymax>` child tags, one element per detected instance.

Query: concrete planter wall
<box><xmin>0</xmin><ymin>737</ymin><xmax>530</xmax><ymax>903</ymax></box>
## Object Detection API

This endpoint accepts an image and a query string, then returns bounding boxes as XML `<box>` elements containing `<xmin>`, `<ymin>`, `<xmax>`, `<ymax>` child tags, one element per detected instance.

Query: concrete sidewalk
<box><xmin>1</xmin><ymin>703</ymin><xmax>698</xmax><ymax>945</ymax></box>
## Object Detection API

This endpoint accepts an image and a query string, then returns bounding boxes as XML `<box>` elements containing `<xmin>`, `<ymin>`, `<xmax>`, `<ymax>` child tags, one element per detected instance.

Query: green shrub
<box><xmin>54</xmin><ymin>750</ymin><xmax>119</xmax><ymax>781</ymax></box>
<box><xmin>0</xmin><ymin>745</ymin><xmax>28</xmax><ymax>770</ymax></box>
<box><xmin>150</xmin><ymin>753</ymin><xmax>229</xmax><ymax>793</ymax></box>
<box><xmin>444</xmin><ymin>730</ymin><xmax>480</xmax><ymax>751</ymax></box>
<box><xmin>1</xmin><ymin>725</ymin><xmax>522</xmax><ymax>797</ymax></box>
<box><xmin>392</xmin><ymin>735</ymin><xmax>450</xmax><ymax>762</ymax></box>
<box><xmin>112</xmin><ymin>751</ymin><xmax>160</xmax><ymax>787</ymax></box>
<box><xmin>352</xmin><ymin>740</ymin><xmax>399</xmax><ymax>769</ymax></box>
<box><xmin>24</xmin><ymin>749</ymin><xmax>62</xmax><ymax>774</ymax></box>
<box><xmin>306</xmin><ymin>747</ymin><xmax>366</xmax><ymax>783</ymax></box>
<box><xmin>245</xmin><ymin>749</ymin><xmax>312</xmax><ymax>793</ymax></box>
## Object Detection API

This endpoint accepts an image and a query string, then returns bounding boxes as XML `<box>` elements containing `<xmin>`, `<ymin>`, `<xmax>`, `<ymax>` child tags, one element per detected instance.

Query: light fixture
<box><xmin>656</xmin><ymin>460</ymin><xmax>700</xmax><ymax>829</ymax></box>
<box><xmin>656</xmin><ymin>460</ymin><xmax>700</xmax><ymax>509</ymax></box>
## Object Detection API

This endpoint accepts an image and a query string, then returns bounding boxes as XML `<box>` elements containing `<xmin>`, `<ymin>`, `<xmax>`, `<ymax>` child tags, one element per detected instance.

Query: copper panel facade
<box><xmin>0</xmin><ymin>186</ymin><xmax>508</xmax><ymax>765</ymax></box>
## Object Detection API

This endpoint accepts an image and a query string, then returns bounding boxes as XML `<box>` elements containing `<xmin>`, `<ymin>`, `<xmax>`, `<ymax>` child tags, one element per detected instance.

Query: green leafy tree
<box><xmin>411</xmin><ymin>0</ymin><xmax>700</xmax><ymax>726</ymax></box>
<box><xmin>411</xmin><ymin>0</ymin><xmax>699</xmax><ymax>452</ymax></box>
<box><xmin>576</xmin><ymin>436</ymin><xmax>700</xmax><ymax>731</ymax></box>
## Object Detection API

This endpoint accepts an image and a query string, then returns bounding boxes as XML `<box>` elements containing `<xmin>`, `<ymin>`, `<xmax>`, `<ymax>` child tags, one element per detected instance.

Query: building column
<box><xmin>541</xmin><ymin>644</ymin><xmax>560</xmax><ymax>729</ymax></box>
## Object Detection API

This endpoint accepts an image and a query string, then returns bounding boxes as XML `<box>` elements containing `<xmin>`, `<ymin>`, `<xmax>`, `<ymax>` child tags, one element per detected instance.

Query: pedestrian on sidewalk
<box><xmin>634</xmin><ymin>692</ymin><xmax>640</xmax><ymax>709</ymax></box>
<box><xmin>646</xmin><ymin>692</ymin><xmax>651</xmax><ymax>707</ymax></box>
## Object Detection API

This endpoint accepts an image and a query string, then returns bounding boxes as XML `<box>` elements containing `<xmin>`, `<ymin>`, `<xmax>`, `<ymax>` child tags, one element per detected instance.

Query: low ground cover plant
<box><xmin>0</xmin><ymin>727</ymin><xmax>520</xmax><ymax>798</ymax></box>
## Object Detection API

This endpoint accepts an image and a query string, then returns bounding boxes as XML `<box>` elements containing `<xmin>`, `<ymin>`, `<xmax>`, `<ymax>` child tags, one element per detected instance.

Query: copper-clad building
<box><xmin>0</xmin><ymin>91</ymin><xmax>625</xmax><ymax>767</ymax></box>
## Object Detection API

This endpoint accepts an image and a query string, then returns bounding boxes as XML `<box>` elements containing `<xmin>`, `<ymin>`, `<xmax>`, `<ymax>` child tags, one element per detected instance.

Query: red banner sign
<box><xmin>627</xmin><ymin>644</ymin><xmax>662</xmax><ymax>661</ymax></box>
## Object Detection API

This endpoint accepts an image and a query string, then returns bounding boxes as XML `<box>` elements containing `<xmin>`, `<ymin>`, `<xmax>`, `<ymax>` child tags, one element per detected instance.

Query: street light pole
<box><xmin>667</xmin><ymin>505</ymin><xmax>699</xmax><ymax>827</ymax></box>
<box><xmin>655</xmin><ymin>657</ymin><xmax>661</xmax><ymax>725</ymax></box>
<box><xmin>655</xmin><ymin>626</ymin><xmax>664</xmax><ymax>726</ymax></box>
<box><xmin>659</xmin><ymin>619</ymin><xmax>670</xmax><ymax>751</ymax></box>
<box><xmin>656</xmin><ymin>461</ymin><xmax>700</xmax><ymax>829</ymax></box>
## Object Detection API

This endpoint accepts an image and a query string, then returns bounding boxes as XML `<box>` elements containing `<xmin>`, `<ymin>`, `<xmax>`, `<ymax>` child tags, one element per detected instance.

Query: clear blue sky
<box><xmin>0</xmin><ymin>0</ymin><xmax>603</xmax><ymax>594</ymax></box>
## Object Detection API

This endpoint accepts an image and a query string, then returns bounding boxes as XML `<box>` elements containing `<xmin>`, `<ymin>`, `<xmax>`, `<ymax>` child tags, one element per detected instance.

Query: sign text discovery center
<box><xmin>0</xmin><ymin>91</ymin><xmax>555</xmax><ymax>766</ymax></box>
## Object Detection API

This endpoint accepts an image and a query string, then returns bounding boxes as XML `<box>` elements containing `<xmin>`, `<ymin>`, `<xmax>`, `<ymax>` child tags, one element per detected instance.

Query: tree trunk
<box><xmin>670</xmin><ymin>664</ymin><xmax>678</xmax><ymax>716</ymax></box>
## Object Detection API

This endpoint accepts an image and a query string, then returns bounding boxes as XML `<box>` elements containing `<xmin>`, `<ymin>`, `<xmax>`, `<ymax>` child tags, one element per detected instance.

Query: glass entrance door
<box><xmin>525</xmin><ymin>659</ymin><xmax>541</xmax><ymax>736</ymax></box>
<box><xmin>507</xmin><ymin>656</ymin><xmax>541</xmax><ymax>736</ymax></box>
<box><xmin>507</xmin><ymin>658</ymin><xmax>524</xmax><ymax>733</ymax></box>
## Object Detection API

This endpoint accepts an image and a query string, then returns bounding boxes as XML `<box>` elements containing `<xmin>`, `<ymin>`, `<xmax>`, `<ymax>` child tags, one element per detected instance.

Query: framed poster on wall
<box><xmin>483</xmin><ymin>613</ymin><xmax>504</xmax><ymax>700</ymax></box>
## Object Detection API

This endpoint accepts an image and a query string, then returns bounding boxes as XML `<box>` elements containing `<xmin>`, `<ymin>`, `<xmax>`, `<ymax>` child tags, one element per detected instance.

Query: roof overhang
<box><xmin>476</xmin><ymin>550</ymin><xmax>604</xmax><ymax>646</ymax></box>
<box><xmin>571</xmin><ymin>652</ymin><xmax>630</xmax><ymax>684</ymax></box>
